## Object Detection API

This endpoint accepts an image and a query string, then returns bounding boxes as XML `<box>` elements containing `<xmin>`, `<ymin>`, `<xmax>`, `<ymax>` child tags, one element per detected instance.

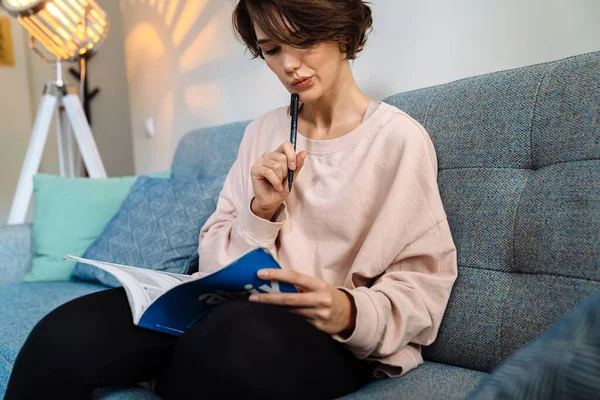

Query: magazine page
<box><xmin>64</xmin><ymin>255</ymin><xmax>194</xmax><ymax>322</ymax></box>
<box><xmin>101</xmin><ymin>262</ymin><xmax>194</xmax><ymax>290</ymax></box>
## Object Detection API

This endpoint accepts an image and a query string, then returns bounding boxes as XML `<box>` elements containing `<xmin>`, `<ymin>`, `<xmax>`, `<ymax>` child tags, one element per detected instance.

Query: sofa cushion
<box><xmin>0</xmin><ymin>281</ymin><xmax>108</xmax><ymax>395</ymax></box>
<box><xmin>339</xmin><ymin>362</ymin><xmax>486</xmax><ymax>400</ymax></box>
<box><xmin>466</xmin><ymin>289</ymin><xmax>600</xmax><ymax>400</ymax></box>
<box><xmin>71</xmin><ymin>176</ymin><xmax>226</xmax><ymax>287</ymax></box>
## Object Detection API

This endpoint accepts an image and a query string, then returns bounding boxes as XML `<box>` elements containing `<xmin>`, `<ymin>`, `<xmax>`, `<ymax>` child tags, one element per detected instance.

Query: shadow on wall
<box><xmin>120</xmin><ymin>0</ymin><xmax>264</xmax><ymax>172</ymax></box>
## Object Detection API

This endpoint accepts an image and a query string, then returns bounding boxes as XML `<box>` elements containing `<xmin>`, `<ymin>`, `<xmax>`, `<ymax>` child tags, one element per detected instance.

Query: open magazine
<box><xmin>64</xmin><ymin>248</ymin><xmax>297</xmax><ymax>336</ymax></box>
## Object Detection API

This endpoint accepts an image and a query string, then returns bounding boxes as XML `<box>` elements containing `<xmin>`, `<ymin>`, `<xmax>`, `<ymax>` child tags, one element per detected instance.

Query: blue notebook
<box><xmin>64</xmin><ymin>248</ymin><xmax>297</xmax><ymax>336</ymax></box>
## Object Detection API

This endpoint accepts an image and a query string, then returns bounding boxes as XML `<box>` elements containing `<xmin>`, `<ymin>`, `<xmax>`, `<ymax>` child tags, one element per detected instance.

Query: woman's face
<box><xmin>254</xmin><ymin>25</ymin><xmax>347</xmax><ymax>103</ymax></box>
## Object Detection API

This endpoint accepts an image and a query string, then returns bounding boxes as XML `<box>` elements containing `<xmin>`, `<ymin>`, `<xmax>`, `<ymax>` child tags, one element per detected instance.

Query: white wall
<box><xmin>354</xmin><ymin>0</ymin><xmax>600</xmax><ymax>100</ymax></box>
<box><xmin>120</xmin><ymin>0</ymin><xmax>600</xmax><ymax>175</ymax></box>
<box><xmin>0</xmin><ymin>10</ymin><xmax>34</xmax><ymax>223</ymax></box>
<box><xmin>0</xmin><ymin>0</ymin><xmax>133</xmax><ymax>224</ymax></box>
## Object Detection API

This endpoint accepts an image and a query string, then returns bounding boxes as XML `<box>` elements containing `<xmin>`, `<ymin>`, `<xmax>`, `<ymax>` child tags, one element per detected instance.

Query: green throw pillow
<box><xmin>25</xmin><ymin>171</ymin><xmax>172</xmax><ymax>282</ymax></box>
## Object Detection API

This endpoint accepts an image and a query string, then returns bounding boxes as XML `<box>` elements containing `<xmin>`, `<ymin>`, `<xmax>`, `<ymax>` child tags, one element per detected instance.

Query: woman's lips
<box><xmin>292</xmin><ymin>76</ymin><xmax>313</xmax><ymax>89</ymax></box>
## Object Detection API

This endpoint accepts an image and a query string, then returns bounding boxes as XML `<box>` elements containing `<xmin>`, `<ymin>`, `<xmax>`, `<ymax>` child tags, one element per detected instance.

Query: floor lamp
<box><xmin>2</xmin><ymin>0</ymin><xmax>109</xmax><ymax>225</ymax></box>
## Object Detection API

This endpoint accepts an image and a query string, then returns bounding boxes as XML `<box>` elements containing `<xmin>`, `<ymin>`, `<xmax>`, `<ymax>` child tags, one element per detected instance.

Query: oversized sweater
<box><xmin>198</xmin><ymin>101</ymin><xmax>458</xmax><ymax>377</ymax></box>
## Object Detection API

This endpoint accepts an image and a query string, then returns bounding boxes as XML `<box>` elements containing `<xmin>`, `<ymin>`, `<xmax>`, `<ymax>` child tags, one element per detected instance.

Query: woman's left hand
<box><xmin>249</xmin><ymin>269</ymin><xmax>356</xmax><ymax>336</ymax></box>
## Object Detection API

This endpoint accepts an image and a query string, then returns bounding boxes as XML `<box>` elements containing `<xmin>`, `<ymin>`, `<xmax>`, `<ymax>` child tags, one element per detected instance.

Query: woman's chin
<box><xmin>294</xmin><ymin>89</ymin><xmax>320</xmax><ymax>104</ymax></box>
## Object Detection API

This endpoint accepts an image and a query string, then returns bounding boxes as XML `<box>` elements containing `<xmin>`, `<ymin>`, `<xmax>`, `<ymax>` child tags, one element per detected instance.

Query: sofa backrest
<box><xmin>387</xmin><ymin>51</ymin><xmax>600</xmax><ymax>372</ymax></box>
<box><xmin>172</xmin><ymin>120</ymin><xmax>251</xmax><ymax>180</ymax></box>
<box><xmin>172</xmin><ymin>51</ymin><xmax>600</xmax><ymax>372</ymax></box>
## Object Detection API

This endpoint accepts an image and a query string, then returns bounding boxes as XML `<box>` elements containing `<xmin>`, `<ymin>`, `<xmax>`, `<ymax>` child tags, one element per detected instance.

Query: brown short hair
<box><xmin>232</xmin><ymin>0</ymin><xmax>373</xmax><ymax>60</ymax></box>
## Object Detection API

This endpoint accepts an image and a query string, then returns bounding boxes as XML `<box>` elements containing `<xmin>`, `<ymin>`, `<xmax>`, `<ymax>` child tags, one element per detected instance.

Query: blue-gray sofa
<box><xmin>1</xmin><ymin>51</ymin><xmax>598</xmax><ymax>399</ymax></box>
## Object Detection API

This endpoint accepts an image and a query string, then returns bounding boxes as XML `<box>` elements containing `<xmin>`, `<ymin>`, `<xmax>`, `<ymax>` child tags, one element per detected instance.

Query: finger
<box><xmin>258</xmin><ymin>269</ymin><xmax>328</xmax><ymax>291</ymax></box>
<box><xmin>255</xmin><ymin>165</ymin><xmax>284</xmax><ymax>192</ymax></box>
<box><xmin>264</xmin><ymin>153</ymin><xmax>288</xmax><ymax>180</ymax></box>
<box><xmin>294</xmin><ymin>151</ymin><xmax>307</xmax><ymax>176</ymax></box>
<box><xmin>289</xmin><ymin>307</ymin><xmax>322</xmax><ymax>319</ymax></box>
<box><xmin>254</xmin><ymin>157</ymin><xmax>284</xmax><ymax>180</ymax></box>
<box><xmin>249</xmin><ymin>292</ymin><xmax>323</xmax><ymax>307</ymax></box>
<box><xmin>260</xmin><ymin>158</ymin><xmax>285</xmax><ymax>181</ymax></box>
<box><xmin>276</xmin><ymin>142</ymin><xmax>298</xmax><ymax>171</ymax></box>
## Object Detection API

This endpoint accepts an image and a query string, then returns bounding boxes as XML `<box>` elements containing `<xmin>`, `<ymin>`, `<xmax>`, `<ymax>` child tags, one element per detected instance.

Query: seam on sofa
<box><xmin>439</xmin><ymin>166</ymin><xmax>529</xmax><ymax>171</ymax></box>
<box><xmin>529</xmin><ymin>60</ymin><xmax>551</xmax><ymax>170</ymax></box>
<box><xmin>536</xmin><ymin>157</ymin><xmax>600</xmax><ymax>169</ymax></box>
<box><xmin>458</xmin><ymin>264</ymin><xmax>600</xmax><ymax>283</ymax></box>
<box><xmin>422</xmin><ymin>86</ymin><xmax>438</xmax><ymax>129</ymax></box>
<box><xmin>497</xmin><ymin>272</ymin><xmax>513</xmax><ymax>369</ymax></box>
<box><xmin>511</xmin><ymin>171</ymin><xmax>531</xmax><ymax>274</ymax></box>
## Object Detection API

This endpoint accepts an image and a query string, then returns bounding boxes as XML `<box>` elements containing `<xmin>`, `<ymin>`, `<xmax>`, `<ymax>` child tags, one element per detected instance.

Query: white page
<box><xmin>64</xmin><ymin>255</ymin><xmax>193</xmax><ymax>323</ymax></box>
<box><xmin>64</xmin><ymin>255</ymin><xmax>148</xmax><ymax>321</ymax></box>
<box><xmin>105</xmin><ymin>263</ymin><xmax>193</xmax><ymax>290</ymax></box>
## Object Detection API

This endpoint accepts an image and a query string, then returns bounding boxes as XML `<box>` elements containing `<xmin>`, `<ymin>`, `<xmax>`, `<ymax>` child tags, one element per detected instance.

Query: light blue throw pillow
<box><xmin>70</xmin><ymin>175</ymin><xmax>226</xmax><ymax>287</ymax></box>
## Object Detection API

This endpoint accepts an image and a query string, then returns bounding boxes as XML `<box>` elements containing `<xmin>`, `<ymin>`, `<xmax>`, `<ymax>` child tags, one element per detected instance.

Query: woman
<box><xmin>5</xmin><ymin>0</ymin><xmax>457</xmax><ymax>399</ymax></box>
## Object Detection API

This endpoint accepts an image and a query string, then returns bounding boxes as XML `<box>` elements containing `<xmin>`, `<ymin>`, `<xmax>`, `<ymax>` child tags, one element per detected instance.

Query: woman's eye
<box><xmin>264</xmin><ymin>47</ymin><xmax>280</xmax><ymax>56</ymax></box>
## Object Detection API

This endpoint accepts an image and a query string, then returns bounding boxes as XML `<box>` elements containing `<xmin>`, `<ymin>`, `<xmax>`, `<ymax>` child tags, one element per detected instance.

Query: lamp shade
<box><xmin>1</xmin><ymin>0</ymin><xmax>109</xmax><ymax>61</ymax></box>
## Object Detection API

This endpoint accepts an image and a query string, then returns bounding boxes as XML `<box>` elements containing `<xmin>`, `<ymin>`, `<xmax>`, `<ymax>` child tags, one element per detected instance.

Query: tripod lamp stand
<box><xmin>2</xmin><ymin>0</ymin><xmax>109</xmax><ymax>225</ymax></box>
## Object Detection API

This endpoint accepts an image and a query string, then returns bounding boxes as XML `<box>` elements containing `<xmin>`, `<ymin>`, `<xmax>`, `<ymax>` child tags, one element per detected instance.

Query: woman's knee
<box><xmin>8</xmin><ymin>298</ymin><xmax>98</xmax><ymax>394</ymax></box>
<box><xmin>21</xmin><ymin>300</ymin><xmax>89</xmax><ymax>366</ymax></box>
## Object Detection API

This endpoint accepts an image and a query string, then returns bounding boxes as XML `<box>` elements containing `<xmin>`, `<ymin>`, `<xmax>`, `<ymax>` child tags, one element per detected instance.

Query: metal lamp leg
<box><xmin>62</xmin><ymin>91</ymin><xmax>107</xmax><ymax>179</ymax></box>
<box><xmin>8</xmin><ymin>91</ymin><xmax>58</xmax><ymax>225</ymax></box>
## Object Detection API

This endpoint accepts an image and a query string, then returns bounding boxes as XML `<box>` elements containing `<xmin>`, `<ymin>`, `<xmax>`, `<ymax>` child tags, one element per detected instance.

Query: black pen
<box><xmin>288</xmin><ymin>93</ymin><xmax>299</xmax><ymax>192</ymax></box>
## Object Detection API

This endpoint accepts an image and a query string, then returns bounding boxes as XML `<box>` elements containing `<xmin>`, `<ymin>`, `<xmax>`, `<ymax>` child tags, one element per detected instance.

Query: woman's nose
<box><xmin>281</xmin><ymin>48</ymin><xmax>302</xmax><ymax>73</ymax></box>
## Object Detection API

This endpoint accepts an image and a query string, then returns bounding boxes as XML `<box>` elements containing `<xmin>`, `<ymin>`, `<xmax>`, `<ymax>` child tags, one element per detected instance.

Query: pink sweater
<box><xmin>198</xmin><ymin>102</ymin><xmax>458</xmax><ymax>377</ymax></box>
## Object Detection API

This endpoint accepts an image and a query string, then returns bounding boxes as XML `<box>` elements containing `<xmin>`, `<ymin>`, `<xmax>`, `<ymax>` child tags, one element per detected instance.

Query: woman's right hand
<box><xmin>250</xmin><ymin>141</ymin><xmax>307</xmax><ymax>220</ymax></box>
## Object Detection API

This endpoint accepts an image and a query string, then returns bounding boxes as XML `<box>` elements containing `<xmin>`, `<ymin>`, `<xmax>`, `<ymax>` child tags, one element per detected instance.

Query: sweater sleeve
<box><xmin>334</xmin><ymin>218</ymin><xmax>457</xmax><ymax>363</ymax></box>
<box><xmin>198</xmin><ymin>122</ymin><xmax>288</xmax><ymax>273</ymax></box>
<box><xmin>333</xmin><ymin>119</ymin><xmax>458</xmax><ymax>372</ymax></box>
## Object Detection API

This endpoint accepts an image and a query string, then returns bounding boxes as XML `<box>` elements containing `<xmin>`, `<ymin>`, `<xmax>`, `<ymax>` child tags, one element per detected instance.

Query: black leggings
<box><xmin>5</xmin><ymin>287</ymin><xmax>371</xmax><ymax>399</ymax></box>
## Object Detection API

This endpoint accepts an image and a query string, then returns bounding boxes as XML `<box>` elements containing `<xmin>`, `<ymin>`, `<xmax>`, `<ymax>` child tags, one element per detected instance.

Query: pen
<box><xmin>288</xmin><ymin>93</ymin><xmax>299</xmax><ymax>192</ymax></box>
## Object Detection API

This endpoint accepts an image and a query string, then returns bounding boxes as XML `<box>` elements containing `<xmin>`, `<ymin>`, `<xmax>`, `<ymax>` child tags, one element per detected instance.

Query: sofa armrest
<box><xmin>0</xmin><ymin>223</ymin><xmax>33</xmax><ymax>284</ymax></box>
